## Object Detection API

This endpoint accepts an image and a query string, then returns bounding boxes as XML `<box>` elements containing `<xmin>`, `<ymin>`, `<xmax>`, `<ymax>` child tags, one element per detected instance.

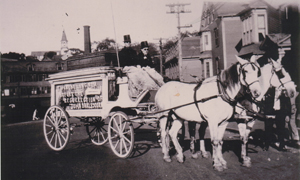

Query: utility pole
<box><xmin>166</xmin><ymin>3</ymin><xmax>191</xmax><ymax>82</ymax></box>
<box><xmin>154</xmin><ymin>38</ymin><xmax>167</xmax><ymax>75</ymax></box>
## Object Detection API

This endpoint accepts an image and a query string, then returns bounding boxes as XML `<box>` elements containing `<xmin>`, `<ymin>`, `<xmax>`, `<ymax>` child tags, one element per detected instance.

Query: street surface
<box><xmin>2</xmin><ymin>118</ymin><xmax>300</xmax><ymax>180</ymax></box>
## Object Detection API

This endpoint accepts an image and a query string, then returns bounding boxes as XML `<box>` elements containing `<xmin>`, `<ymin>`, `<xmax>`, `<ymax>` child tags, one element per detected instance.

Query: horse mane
<box><xmin>219</xmin><ymin>63</ymin><xmax>239</xmax><ymax>90</ymax></box>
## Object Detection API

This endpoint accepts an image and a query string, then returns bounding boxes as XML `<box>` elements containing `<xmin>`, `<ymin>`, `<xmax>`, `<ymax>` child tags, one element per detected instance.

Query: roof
<box><xmin>206</xmin><ymin>1</ymin><xmax>247</xmax><ymax>17</ymax></box>
<box><xmin>268</xmin><ymin>33</ymin><xmax>291</xmax><ymax>47</ymax></box>
<box><xmin>237</xmin><ymin>0</ymin><xmax>272</xmax><ymax>15</ymax></box>
<box><xmin>61</xmin><ymin>30</ymin><xmax>68</xmax><ymax>42</ymax></box>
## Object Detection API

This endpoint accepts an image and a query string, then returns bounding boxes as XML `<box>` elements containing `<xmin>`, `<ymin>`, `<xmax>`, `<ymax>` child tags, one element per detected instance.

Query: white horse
<box><xmin>191</xmin><ymin>56</ymin><xmax>297</xmax><ymax>167</ymax></box>
<box><xmin>155</xmin><ymin>56</ymin><xmax>262</xmax><ymax>171</ymax></box>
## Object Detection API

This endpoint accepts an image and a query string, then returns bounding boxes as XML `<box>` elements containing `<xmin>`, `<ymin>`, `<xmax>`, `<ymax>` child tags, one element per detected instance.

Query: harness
<box><xmin>192</xmin><ymin>62</ymin><xmax>259</xmax><ymax>122</ymax></box>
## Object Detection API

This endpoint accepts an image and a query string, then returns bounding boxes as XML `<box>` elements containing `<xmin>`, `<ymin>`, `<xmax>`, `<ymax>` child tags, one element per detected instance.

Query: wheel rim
<box><xmin>43</xmin><ymin>106</ymin><xmax>70</xmax><ymax>151</ymax></box>
<box><xmin>86</xmin><ymin>117</ymin><xmax>108</xmax><ymax>145</ymax></box>
<box><xmin>108</xmin><ymin>112</ymin><xmax>134</xmax><ymax>158</ymax></box>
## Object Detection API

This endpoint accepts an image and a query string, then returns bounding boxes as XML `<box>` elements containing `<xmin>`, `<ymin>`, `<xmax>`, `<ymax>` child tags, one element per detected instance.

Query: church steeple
<box><xmin>61</xmin><ymin>30</ymin><xmax>68</xmax><ymax>55</ymax></box>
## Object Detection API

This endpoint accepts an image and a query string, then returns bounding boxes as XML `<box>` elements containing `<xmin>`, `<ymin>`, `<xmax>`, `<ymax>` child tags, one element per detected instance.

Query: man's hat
<box><xmin>141</xmin><ymin>41</ymin><xmax>149</xmax><ymax>49</ymax></box>
<box><xmin>123</xmin><ymin>35</ymin><xmax>131</xmax><ymax>43</ymax></box>
<box><xmin>259</xmin><ymin>35</ymin><xmax>278</xmax><ymax>52</ymax></box>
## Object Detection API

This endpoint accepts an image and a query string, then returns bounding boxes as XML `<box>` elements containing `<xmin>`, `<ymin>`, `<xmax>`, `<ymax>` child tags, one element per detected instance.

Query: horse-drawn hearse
<box><xmin>44</xmin><ymin>66</ymin><xmax>165</xmax><ymax>158</ymax></box>
<box><xmin>43</xmin><ymin>55</ymin><xmax>297</xmax><ymax>171</ymax></box>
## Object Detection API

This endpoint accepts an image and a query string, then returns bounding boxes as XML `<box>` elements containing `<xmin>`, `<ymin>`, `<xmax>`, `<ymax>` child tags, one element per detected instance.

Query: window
<box><xmin>242</xmin><ymin>16</ymin><xmax>253</xmax><ymax>45</ymax></box>
<box><xmin>205</xmin><ymin>35</ymin><xmax>208</xmax><ymax>45</ymax></box>
<box><xmin>257</xmin><ymin>14</ymin><xmax>266</xmax><ymax>41</ymax></box>
<box><xmin>56</xmin><ymin>63</ymin><xmax>64</xmax><ymax>71</ymax></box>
<box><xmin>206</xmin><ymin>62</ymin><xmax>210</xmax><ymax>78</ymax></box>
<box><xmin>214</xmin><ymin>28</ymin><xmax>219</xmax><ymax>47</ymax></box>
<box><xmin>27</xmin><ymin>64</ymin><xmax>35</xmax><ymax>71</ymax></box>
<box><xmin>204</xmin><ymin>59</ymin><xmax>213</xmax><ymax>78</ymax></box>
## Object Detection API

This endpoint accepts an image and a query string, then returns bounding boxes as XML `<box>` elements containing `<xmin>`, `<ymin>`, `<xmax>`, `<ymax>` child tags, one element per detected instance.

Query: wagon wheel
<box><xmin>108</xmin><ymin>111</ymin><xmax>134</xmax><ymax>158</ymax></box>
<box><xmin>86</xmin><ymin>117</ymin><xmax>109</xmax><ymax>145</ymax></box>
<box><xmin>43</xmin><ymin>105</ymin><xmax>70</xmax><ymax>151</ymax></box>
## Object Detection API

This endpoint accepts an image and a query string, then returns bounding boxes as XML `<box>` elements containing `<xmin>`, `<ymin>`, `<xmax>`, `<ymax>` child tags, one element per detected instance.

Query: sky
<box><xmin>0</xmin><ymin>0</ymin><xmax>298</xmax><ymax>56</ymax></box>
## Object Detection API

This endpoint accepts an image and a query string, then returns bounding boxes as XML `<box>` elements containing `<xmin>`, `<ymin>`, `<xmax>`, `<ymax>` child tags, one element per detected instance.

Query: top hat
<box><xmin>123</xmin><ymin>35</ymin><xmax>131</xmax><ymax>43</ymax></box>
<box><xmin>259</xmin><ymin>35</ymin><xmax>278</xmax><ymax>52</ymax></box>
<box><xmin>141</xmin><ymin>41</ymin><xmax>149</xmax><ymax>49</ymax></box>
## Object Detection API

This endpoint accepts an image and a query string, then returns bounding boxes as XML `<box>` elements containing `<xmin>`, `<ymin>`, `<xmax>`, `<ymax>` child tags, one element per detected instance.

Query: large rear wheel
<box><xmin>43</xmin><ymin>106</ymin><xmax>70</xmax><ymax>151</ymax></box>
<box><xmin>108</xmin><ymin>111</ymin><xmax>134</xmax><ymax>158</ymax></box>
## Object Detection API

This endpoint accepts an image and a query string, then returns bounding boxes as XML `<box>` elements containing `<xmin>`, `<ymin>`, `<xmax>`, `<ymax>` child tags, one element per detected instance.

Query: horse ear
<box><xmin>235</xmin><ymin>55</ymin><xmax>247</xmax><ymax>65</ymax></box>
<box><xmin>250</xmin><ymin>55</ymin><xmax>256</xmax><ymax>63</ymax></box>
<box><xmin>271</xmin><ymin>59</ymin><xmax>281</xmax><ymax>70</ymax></box>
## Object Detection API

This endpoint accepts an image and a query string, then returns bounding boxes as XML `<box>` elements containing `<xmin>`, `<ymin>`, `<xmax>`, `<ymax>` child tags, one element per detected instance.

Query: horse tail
<box><xmin>166</xmin><ymin>110</ymin><xmax>175</xmax><ymax>131</ymax></box>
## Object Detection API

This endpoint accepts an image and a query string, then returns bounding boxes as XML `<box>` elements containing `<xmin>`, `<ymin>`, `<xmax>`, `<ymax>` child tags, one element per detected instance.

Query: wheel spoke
<box><xmin>100</xmin><ymin>126</ymin><xmax>108</xmax><ymax>133</ymax></box>
<box><xmin>123</xmin><ymin>135</ymin><xmax>132</xmax><ymax>144</ymax></box>
<box><xmin>49</xmin><ymin>131</ymin><xmax>55</xmax><ymax>143</ymax></box>
<box><xmin>45</xmin><ymin>124</ymin><xmax>52</xmax><ymax>128</ymax></box>
<box><xmin>58</xmin><ymin>130</ymin><xmax>67</xmax><ymax>142</ymax></box>
<box><xmin>100</xmin><ymin>131</ymin><xmax>105</xmax><ymax>141</ymax></box>
<box><xmin>46</xmin><ymin>116</ymin><xmax>55</xmax><ymax>126</ymax></box>
<box><xmin>120</xmin><ymin>138</ymin><xmax>123</xmax><ymax>155</ymax></box>
<box><xmin>46</xmin><ymin>130</ymin><xmax>53</xmax><ymax>136</ymax></box>
<box><xmin>90</xmin><ymin>126</ymin><xmax>97</xmax><ymax>134</ymax></box>
<box><xmin>110</xmin><ymin>126</ymin><xmax>119</xmax><ymax>134</ymax></box>
<box><xmin>57</xmin><ymin>110</ymin><xmax>62</xmax><ymax>125</ymax></box>
<box><xmin>55</xmin><ymin>133</ymin><xmax>58</xmax><ymax>148</ymax></box>
<box><xmin>57</xmin><ymin>131</ymin><xmax>63</xmax><ymax>147</ymax></box>
<box><xmin>122</xmin><ymin>138</ymin><xmax>128</xmax><ymax>153</ymax></box>
<box><xmin>113</xmin><ymin>118</ymin><xmax>121</xmax><ymax>132</ymax></box>
<box><xmin>113</xmin><ymin>139</ymin><xmax>120</xmax><ymax>150</ymax></box>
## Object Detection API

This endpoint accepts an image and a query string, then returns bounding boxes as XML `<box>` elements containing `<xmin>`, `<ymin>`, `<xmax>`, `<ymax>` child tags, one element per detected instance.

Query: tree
<box><xmin>42</xmin><ymin>51</ymin><xmax>57</xmax><ymax>61</ymax></box>
<box><xmin>2</xmin><ymin>52</ymin><xmax>22</xmax><ymax>60</ymax></box>
<box><xmin>163</xmin><ymin>40</ymin><xmax>177</xmax><ymax>53</ymax></box>
<box><xmin>95</xmin><ymin>38</ymin><xmax>116</xmax><ymax>51</ymax></box>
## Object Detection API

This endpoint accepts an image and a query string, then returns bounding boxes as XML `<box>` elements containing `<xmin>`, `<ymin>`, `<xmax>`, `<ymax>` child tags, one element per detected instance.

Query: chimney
<box><xmin>84</xmin><ymin>25</ymin><xmax>91</xmax><ymax>54</ymax></box>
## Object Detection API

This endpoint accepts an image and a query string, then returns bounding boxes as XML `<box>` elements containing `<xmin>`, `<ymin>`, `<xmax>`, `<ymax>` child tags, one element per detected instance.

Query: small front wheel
<box><xmin>43</xmin><ymin>106</ymin><xmax>70</xmax><ymax>151</ymax></box>
<box><xmin>108</xmin><ymin>111</ymin><xmax>134</xmax><ymax>158</ymax></box>
<box><xmin>86</xmin><ymin>117</ymin><xmax>109</xmax><ymax>145</ymax></box>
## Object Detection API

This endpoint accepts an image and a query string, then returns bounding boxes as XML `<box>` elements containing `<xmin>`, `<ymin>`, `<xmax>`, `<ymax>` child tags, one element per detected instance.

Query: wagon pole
<box><xmin>125</xmin><ymin>95</ymin><xmax>221</xmax><ymax>122</ymax></box>
<box><xmin>110</xmin><ymin>1</ymin><xmax>120</xmax><ymax>67</ymax></box>
<box><xmin>166</xmin><ymin>3</ymin><xmax>191</xmax><ymax>82</ymax></box>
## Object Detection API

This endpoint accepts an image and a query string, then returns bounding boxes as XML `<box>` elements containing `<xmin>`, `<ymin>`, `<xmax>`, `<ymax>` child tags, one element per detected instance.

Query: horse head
<box><xmin>236</xmin><ymin>55</ymin><xmax>261</xmax><ymax>99</ymax></box>
<box><xmin>269</xmin><ymin>59</ymin><xmax>298</xmax><ymax>113</ymax></box>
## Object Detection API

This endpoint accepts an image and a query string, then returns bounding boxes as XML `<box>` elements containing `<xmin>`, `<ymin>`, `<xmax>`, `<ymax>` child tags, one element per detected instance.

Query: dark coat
<box><xmin>136</xmin><ymin>52</ymin><xmax>153</xmax><ymax>68</ymax></box>
<box><xmin>119</xmin><ymin>47</ymin><xmax>137</xmax><ymax>67</ymax></box>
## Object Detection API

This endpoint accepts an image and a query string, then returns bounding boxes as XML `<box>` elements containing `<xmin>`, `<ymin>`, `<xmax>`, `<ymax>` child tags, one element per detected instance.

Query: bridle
<box><xmin>239</xmin><ymin>62</ymin><xmax>261</xmax><ymax>90</ymax></box>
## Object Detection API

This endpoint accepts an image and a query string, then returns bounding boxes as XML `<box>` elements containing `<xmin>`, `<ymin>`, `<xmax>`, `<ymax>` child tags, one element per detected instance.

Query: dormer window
<box><xmin>257</xmin><ymin>14</ymin><xmax>266</xmax><ymax>41</ymax></box>
<box><xmin>242</xmin><ymin>10</ymin><xmax>268</xmax><ymax>44</ymax></box>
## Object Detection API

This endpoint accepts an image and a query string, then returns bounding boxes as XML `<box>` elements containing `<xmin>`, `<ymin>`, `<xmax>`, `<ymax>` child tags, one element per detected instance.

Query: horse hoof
<box><xmin>242</xmin><ymin>161</ymin><xmax>251</xmax><ymax>167</ymax></box>
<box><xmin>164</xmin><ymin>157</ymin><xmax>172</xmax><ymax>163</ymax></box>
<box><xmin>176</xmin><ymin>155</ymin><xmax>184</xmax><ymax>163</ymax></box>
<box><xmin>191</xmin><ymin>153</ymin><xmax>198</xmax><ymax>159</ymax></box>
<box><xmin>214</xmin><ymin>165</ymin><xmax>223</xmax><ymax>172</ymax></box>
<box><xmin>201</xmin><ymin>151</ymin><xmax>209</xmax><ymax>158</ymax></box>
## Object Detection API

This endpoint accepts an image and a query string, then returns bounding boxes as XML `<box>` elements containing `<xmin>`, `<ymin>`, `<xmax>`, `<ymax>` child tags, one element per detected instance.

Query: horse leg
<box><xmin>169</xmin><ymin>120</ymin><xmax>184</xmax><ymax>163</ymax></box>
<box><xmin>199</xmin><ymin>121</ymin><xmax>209</xmax><ymax>158</ymax></box>
<box><xmin>209</xmin><ymin>123</ymin><xmax>223</xmax><ymax>171</ymax></box>
<box><xmin>216</xmin><ymin>122</ymin><xmax>228</xmax><ymax>170</ymax></box>
<box><xmin>160</xmin><ymin>116</ymin><xmax>171</xmax><ymax>162</ymax></box>
<box><xmin>237</xmin><ymin>119</ymin><xmax>254</xmax><ymax>167</ymax></box>
<box><xmin>188</xmin><ymin>121</ymin><xmax>198</xmax><ymax>159</ymax></box>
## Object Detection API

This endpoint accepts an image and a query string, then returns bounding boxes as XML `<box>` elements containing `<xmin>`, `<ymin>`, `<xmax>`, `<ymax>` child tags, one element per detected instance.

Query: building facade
<box><xmin>199</xmin><ymin>0</ymin><xmax>298</xmax><ymax>83</ymax></box>
<box><xmin>164</xmin><ymin>36</ymin><xmax>202</xmax><ymax>82</ymax></box>
<box><xmin>1</xmin><ymin>59</ymin><xmax>67</xmax><ymax>123</ymax></box>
